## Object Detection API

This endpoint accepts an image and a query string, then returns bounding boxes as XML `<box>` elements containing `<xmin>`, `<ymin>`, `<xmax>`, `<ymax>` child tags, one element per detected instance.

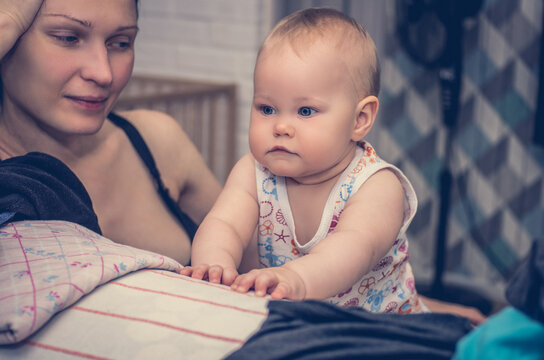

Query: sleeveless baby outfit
<box><xmin>255</xmin><ymin>141</ymin><xmax>426</xmax><ymax>313</ymax></box>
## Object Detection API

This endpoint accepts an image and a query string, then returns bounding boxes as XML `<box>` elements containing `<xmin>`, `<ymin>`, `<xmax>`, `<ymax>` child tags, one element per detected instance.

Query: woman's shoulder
<box><xmin>114</xmin><ymin>109</ymin><xmax>197</xmax><ymax>158</ymax></box>
<box><xmin>113</xmin><ymin>109</ymin><xmax>201</xmax><ymax>179</ymax></box>
<box><xmin>115</xmin><ymin>109</ymin><xmax>189</xmax><ymax>142</ymax></box>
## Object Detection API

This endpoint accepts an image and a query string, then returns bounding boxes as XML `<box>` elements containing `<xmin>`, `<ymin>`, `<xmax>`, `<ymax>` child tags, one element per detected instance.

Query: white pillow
<box><xmin>0</xmin><ymin>220</ymin><xmax>182</xmax><ymax>344</ymax></box>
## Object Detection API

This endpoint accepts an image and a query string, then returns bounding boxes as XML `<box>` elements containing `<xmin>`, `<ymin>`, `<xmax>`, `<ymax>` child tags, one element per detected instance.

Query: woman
<box><xmin>0</xmin><ymin>0</ymin><xmax>221</xmax><ymax>265</ymax></box>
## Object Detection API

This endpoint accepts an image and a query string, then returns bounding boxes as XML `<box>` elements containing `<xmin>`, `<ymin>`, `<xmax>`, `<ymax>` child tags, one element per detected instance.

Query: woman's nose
<box><xmin>80</xmin><ymin>45</ymin><xmax>113</xmax><ymax>87</ymax></box>
<box><xmin>273</xmin><ymin>120</ymin><xmax>295</xmax><ymax>137</ymax></box>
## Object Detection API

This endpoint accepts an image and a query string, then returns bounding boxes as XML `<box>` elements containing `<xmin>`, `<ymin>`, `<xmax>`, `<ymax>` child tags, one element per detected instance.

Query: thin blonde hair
<box><xmin>258</xmin><ymin>7</ymin><xmax>380</xmax><ymax>98</ymax></box>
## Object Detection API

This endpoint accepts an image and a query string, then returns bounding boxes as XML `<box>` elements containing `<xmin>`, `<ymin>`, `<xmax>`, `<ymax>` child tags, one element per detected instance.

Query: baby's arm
<box><xmin>232</xmin><ymin>169</ymin><xmax>405</xmax><ymax>299</ymax></box>
<box><xmin>181</xmin><ymin>154</ymin><xmax>259</xmax><ymax>285</ymax></box>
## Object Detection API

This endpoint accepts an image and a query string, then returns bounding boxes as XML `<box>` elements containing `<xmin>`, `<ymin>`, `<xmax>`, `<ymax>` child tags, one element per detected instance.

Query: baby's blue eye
<box><xmin>298</xmin><ymin>107</ymin><xmax>316</xmax><ymax>116</ymax></box>
<box><xmin>261</xmin><ymin>105</ymin><xmax>276</xmax><ymax>115</ymax></box>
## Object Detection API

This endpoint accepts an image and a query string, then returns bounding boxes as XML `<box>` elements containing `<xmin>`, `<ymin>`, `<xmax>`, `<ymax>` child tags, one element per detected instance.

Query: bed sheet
<box><xmin>0</xmin><ymin>220</ymin><xmax>269</xmax><ymax>359</ymax></box>
<box><xmin>0</xmin><ymin>269</ymin><xmax>269</xmax><ymax>359</ymax></box>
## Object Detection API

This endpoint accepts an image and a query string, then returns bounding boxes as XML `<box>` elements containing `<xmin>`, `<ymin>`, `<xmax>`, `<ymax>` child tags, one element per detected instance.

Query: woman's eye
<box><xmin>53</xmin><ymin>34</ymin><xmax>79</xmax><ymax>45</ymax></box>
<box><xmin>108</xmin><ymin>37</ymin><xmax>133</xmax><ymax>50</ymax></box>
<box><xmin>298</xmin><ymin>107</ymin><xmax>317</xmax><ymax>116</ymax></box>
<box><xmin>260</xmin><ymin>105</ymin><xmax>276</xmax><ymax>115</ymax></box>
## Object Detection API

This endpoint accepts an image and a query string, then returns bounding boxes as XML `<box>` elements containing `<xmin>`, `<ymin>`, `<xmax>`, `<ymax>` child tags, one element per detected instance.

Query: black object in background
<box><xmin>397</xmin><ymin>0</ymin><xmax>491</xmax><ymax>314</ymax></box>
<box><xmin>534</xmin><ymin>4</ymin><xmax>544</xmax><ymax>146</ymax></box>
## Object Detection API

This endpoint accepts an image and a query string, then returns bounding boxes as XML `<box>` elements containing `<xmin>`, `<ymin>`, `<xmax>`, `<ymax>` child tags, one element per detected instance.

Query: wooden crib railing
<box><xmin>114</xmin><ymin>75</ymin><xmax>237</xmax><ymax>183</ymax></box>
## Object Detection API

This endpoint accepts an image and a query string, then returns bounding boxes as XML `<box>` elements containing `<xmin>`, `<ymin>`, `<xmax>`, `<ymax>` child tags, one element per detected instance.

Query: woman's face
<box><xmin>0</xmin><ymin>0</ymin><xmax>138</xmax><ymax>137</ymax></box>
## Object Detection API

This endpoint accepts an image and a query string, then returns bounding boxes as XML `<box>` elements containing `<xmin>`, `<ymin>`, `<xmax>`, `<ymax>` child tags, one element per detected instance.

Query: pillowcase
<box><xmin>0</xmin><ymin>220</ymin><xmax>182</xmax><ymax>344</ymax></box>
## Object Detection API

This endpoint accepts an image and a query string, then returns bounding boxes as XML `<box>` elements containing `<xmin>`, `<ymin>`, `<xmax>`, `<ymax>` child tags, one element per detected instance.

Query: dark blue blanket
<box><xmin>227</xmin><ymin>300</ymin><xmax>472</xmax><ymax>360</ymax></box>
<box><xmin>0</xmin><ymin>152</ymin><xmax>101</xmax><ymax>234</ymax></box>
<box><xmin>227</xmin><ymin>238</ymin><xmax>544</xmax><ymax>360</ymax></box>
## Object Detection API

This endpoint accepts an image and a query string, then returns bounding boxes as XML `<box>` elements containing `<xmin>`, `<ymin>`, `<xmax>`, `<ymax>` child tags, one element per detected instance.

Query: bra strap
<box><xmin>108</xmin><ymin>112</ymin><xmax>197</xmax><ymax>240</ymax></box>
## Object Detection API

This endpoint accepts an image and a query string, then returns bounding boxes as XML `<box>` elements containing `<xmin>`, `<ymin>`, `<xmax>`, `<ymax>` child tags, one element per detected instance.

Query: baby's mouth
<box><xmin>269</xmin><ymin>146</ymin><xmax>293</xmax><ymax>154</ymax></box>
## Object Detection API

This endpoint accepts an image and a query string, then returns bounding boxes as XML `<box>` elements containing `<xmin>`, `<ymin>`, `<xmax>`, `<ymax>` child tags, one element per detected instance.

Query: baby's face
<box><xmin>249</xmin><ymin>40</ymin><xmax>362</xmax><ymax>184</ymax></box>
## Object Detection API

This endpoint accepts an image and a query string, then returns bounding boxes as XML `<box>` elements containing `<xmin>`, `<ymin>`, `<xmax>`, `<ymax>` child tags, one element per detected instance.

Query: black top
<box><xmin>0</xmin><ymin>152</ymin><xmax>102</xmax><ymax>234</ymax></box>
<box><xmin>108</xmin><ymin>112</ymin><xmax>198</xmax><ymax>240</ymax></box>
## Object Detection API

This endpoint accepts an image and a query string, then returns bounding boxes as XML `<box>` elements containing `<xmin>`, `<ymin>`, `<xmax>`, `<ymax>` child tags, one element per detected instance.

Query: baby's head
<box><xmin>257</xmin><ymin>7</ymin><xmax>380</xmax><ymax>99</ymax></box>
<box><xmin>250</xmin><ymin>8</ymin><xmax>381</xmax><ymax>182</ymax></box>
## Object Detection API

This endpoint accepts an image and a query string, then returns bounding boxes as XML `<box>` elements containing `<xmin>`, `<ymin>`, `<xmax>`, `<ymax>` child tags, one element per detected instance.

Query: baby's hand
<box><xmin>180</xmin><ymin>264</ymin><xmax>238</xmax><ymax>286</ymax></box>
<box><xmin>231</xmin><ymin>267</ymin><xmax>306</xmax><ymax>300</ymax></box>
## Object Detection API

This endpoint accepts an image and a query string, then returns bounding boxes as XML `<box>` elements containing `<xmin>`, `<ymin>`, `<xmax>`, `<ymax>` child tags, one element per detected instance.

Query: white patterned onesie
<box><xmin>255</xmin><ymin>141</ymin><xmax>426</xmax><ymax>313</ymax></box>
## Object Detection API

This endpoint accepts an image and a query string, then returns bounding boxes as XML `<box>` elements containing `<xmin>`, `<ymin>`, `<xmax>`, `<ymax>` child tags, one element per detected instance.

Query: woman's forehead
<box><xmin>40</xmin><ymin>0</ymin><xmax>137</xmax><ymax>21</ymax></box>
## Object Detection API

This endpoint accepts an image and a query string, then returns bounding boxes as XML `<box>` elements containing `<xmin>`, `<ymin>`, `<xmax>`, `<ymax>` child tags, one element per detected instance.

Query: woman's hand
<box><xmin>231</xmin><ymin>267</ymin><xmax>306</xmax><ymax>300</ymax></box>
<box><xmin>420</xmin><ymin>295</ymin><xmax>487</xmax><ymax>326</ymax></box>
<box><xmin>0</xmin><ymin>0</ymin><xmax>43</xmax><ymax>32</ymax></box>
<box><xmin>0</xmin><ymin>0</ymin><xmax>44</xmax><ymax>57</ymax></box>
<box><xmin>180</xmin><ymin>264</ymin><xmax>239</xmax><ymax>286</ymax></box>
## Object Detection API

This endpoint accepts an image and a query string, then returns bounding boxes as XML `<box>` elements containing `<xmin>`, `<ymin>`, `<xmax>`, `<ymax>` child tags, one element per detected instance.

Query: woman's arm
<box><xmin>420</xmin><ymin>295</ymin><xmax>487</xmax><ymax>325</ymax></box>
<box><xmin>0</xmin><ymin>0</ymin><xmax>43</xmax><ymax>58</ymax></box>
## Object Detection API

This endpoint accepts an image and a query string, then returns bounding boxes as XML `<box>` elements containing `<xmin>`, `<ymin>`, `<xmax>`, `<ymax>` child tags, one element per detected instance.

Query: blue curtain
<box><xmin>277</xmin><ymin>0</ymin><xmax>544</xmax><ymax>304</ymax></box>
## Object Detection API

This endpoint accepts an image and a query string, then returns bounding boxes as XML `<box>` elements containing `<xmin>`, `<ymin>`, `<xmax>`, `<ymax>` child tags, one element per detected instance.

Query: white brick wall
<box><xmin>134</xmin><ymin>0</ymin><xmax>277</xmax><ymax>160</ymax></box>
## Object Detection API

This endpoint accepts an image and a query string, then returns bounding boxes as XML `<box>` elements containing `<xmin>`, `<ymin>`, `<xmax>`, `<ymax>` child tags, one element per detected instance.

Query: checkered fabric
<box><xmin>371</xmin><ymin>0</ymin><xmax>544</xmax><ymax>301</ymax></box>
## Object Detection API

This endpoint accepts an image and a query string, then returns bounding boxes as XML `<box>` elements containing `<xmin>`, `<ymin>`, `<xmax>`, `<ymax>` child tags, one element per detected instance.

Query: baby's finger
<box><xmin>207</xmin><ymin>265</ymin><xmax>224</xmax><ymax>284</ymax></box>
<box><xmin>231</xmin><ymin>272</ymin><xmax>257</xmax><ymax>293</ymax></box>
<box><xmin>270</xmin><ymin>282</ymin><xmax>291</xmax><ymax>299</ymax></box>
<box><xmin>190</xmin><ymin>264</ymin><xmax>210</xmax><ymax>280</ymax></box>
<box><xmin>179</xmin><ymin>266</ymin><xmax>193</xmax><ymax>276</ymax></box>
<box><xmin>221</xmin><ymin>268</ymin><xmax>238</xmax><ymax>286</ymax></box>
<box><xmin>253</xmin><ymin>272</ymin><xmax>278</xmax><ymax>297</ymax></box>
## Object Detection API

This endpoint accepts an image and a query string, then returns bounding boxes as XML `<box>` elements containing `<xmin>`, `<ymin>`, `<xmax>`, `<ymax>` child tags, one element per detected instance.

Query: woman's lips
<box><xmin>66</xmin><ymin>95</ymin><xmax>108</xmax><ymax>110</ymax></box>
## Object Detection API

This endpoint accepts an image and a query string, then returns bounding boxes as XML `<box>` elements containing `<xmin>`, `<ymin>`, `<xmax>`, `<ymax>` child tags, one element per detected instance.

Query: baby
<box><xmin>182</xmin><ymin>7</ymin><xmax>426</xmax><ymax>313</ymax></box>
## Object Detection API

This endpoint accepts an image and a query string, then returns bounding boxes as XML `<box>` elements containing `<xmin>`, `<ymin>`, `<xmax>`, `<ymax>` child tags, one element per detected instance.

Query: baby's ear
<box><xmin>352</xmin><ymin>95</ymin><xmax>379</xmax><ymax>141</ymax></box>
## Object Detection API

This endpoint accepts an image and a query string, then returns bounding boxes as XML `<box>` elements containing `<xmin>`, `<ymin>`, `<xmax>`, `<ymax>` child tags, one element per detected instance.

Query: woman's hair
<box><xmin>259</xmin><ymin>7</ymin><xmax>380</xmax><ymax>97</ymax></box>
<box><xmin>0</xmin><ymin>0</ymin><xmax>140</xmax><ymax>105</ymax></box>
